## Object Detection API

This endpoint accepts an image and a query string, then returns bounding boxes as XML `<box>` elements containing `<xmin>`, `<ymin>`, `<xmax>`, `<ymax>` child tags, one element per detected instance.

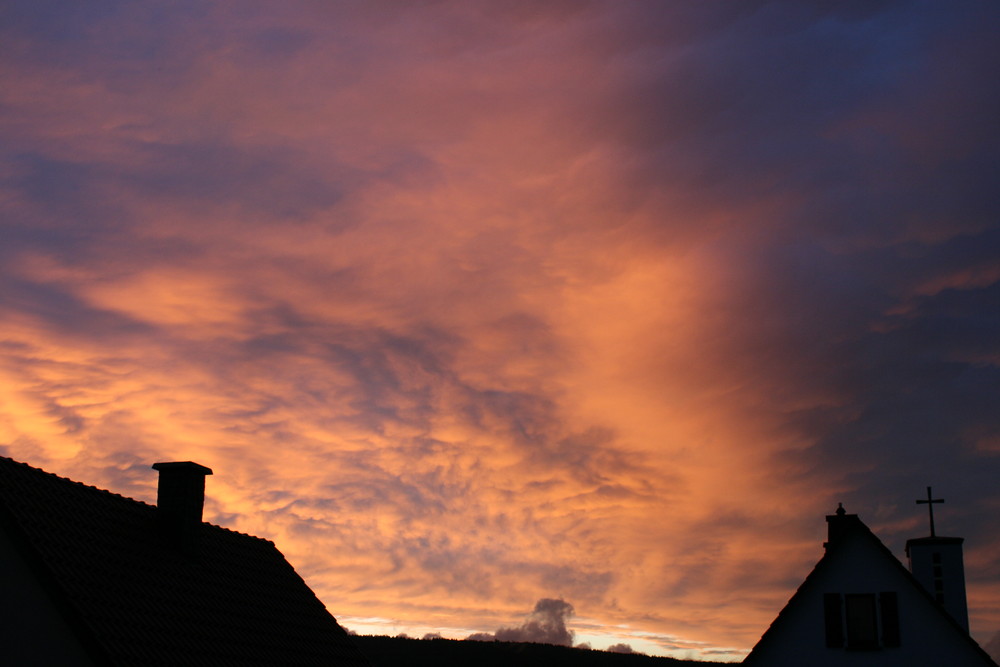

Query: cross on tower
<box><xmin>916</xmin><ymin>486</ymin><xmax>944</xmax><ymax>537</ymax></box>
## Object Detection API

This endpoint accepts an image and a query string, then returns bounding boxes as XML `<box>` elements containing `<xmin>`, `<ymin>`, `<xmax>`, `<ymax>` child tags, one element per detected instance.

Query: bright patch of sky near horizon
<box><xmin>2</xmin><ymin>1</ymin><xmax>999</xmax><ymax>660</ymax></box>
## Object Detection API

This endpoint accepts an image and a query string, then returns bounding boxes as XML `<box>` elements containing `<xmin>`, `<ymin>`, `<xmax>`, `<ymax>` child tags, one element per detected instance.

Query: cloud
<box><xmin>0</xmin><ymin>0</ymin><xmax>998</xmax><ymax>659</ymax></box>
<box><xmin>466</xmin><ymin>598</ymin><xmax>576</xmax><ymax>647</ymax></box>
<box><xmin>606</xmin><ymin>643</ymin><xmax>636</xmax><ymax>654</ymax></box>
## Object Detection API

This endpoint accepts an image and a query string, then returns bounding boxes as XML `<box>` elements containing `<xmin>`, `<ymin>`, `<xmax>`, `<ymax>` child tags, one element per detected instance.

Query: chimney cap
<box><xmin>152</xmin><ymin>461</ymin><xmax>213</xmax><ymax>475</ymax></box>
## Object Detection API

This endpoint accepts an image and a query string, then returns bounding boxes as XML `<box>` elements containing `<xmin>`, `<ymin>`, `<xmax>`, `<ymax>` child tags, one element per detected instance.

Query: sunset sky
<box><xmin>2</xmin><ymin>1</ymin><xmax>999</xmax><ymax>660</ymax></box>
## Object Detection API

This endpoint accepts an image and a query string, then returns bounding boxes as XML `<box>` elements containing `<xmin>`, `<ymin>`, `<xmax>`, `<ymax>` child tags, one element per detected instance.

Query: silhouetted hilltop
<box><xmin>353</xmin><ymin>635</ymin><xmax>725</xmax><ymax>666</ymax></box>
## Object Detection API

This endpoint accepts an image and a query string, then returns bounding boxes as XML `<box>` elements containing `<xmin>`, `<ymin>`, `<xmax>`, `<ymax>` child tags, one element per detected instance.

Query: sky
<box><xmin>1</xmin><ymin>0</ymin><xmax>999</xmax><ymax>661</ymax></box>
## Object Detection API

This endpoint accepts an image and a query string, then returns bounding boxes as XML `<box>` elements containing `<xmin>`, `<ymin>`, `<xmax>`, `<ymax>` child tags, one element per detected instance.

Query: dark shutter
<box><xmin>880</xmin><ymin>592</ymin><xmax>900</xmax><ymax>647</ymax></box>
<box><xmin>824</xmin><ymin>593</ymin><xmax>844</xmax><ymax>648</ymax></box>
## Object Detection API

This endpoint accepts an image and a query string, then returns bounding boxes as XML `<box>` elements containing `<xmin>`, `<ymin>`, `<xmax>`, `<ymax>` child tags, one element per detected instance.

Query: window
<box><xmin>824</xmin><ymin>592</ymin><xmax>900</xmax><ymax>650</ymax></box>
<box><xmin>846</xmin><ymin>594</ymin><xmax>878</xmax><ymax>649</ymax></box>
<box><xmin>932</xmin><ymin>552</ymin><xmax>945</xmax><ymax>603</ymax></box>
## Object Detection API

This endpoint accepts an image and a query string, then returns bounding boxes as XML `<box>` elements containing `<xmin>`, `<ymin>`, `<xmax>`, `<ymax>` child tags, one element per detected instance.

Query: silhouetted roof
<box><xmin>0</xmin><ymin>455</ymin><xmax>370</xmax><ymax>666</ymax></box>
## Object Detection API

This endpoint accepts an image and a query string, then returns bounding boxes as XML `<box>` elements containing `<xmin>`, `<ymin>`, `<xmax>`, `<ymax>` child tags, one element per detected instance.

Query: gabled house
<box><xmin>743</xmin><ymin>504</ymin><xmax>996</xmax><ymax>666</ymax></box>
<box><xmin>0</xmin><ymin>455</ymin><xmax>370</xmax><ymax>666</ymax></box>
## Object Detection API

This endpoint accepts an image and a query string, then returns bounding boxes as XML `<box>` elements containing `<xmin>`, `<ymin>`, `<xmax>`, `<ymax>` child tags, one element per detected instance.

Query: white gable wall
<box><xmin>745</xmin><ymin>528</ymin><xmax>993</xmax><ymax>666</ymax></box>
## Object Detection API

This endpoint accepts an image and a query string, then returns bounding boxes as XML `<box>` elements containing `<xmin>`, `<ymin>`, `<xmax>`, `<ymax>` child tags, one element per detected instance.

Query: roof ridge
<box><xmin>203</xmin><ymin>519</ymin><xmax>276</xmax><ymax>545</ymax></box>
<box><xmin>0</xmin><ymin>454</ymin><xmax>155</xmax><ymax>506</ymax></box>
<box><xmin>0</xmin><ymin>455</ymin><xmax>275</xmax><ymax>545</ymax></box>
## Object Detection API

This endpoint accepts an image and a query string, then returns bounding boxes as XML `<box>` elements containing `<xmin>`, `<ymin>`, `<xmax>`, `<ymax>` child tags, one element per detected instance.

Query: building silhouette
<box><xmin>0</xmin><ymin>455</ymin><xmax>370</xmax><ymax>666</ymax></box>
<box><xmin>744</xmin><ymin>503</ymin><xmax>996</xmax><ymax>665</ymax></box>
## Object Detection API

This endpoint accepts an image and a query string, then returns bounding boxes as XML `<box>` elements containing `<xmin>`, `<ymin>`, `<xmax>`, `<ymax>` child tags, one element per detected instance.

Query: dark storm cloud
<box><xmin>731</xmin><ymin>227</ymin><xmax>1000</xmax><ymax>501</ymax></box>
<box><xmin>602</xmin><ymin>1</ymin><xmax>1000</xmax><ymax>247</ymax></box>
<box><xmin>604</xmin><ymin>0</ymin><xmax>1000</xmax><ymax>485</ymax></box>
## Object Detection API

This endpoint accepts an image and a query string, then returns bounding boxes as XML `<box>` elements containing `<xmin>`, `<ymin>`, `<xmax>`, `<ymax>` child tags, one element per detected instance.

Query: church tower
<box><xmin>905</xmin><ymin>487</ymin><xmax>970</xmax><ymax>631</ymax></box>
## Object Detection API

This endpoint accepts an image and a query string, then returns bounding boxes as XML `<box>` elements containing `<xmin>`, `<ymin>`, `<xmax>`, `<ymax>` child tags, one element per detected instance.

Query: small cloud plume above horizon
<box><xmin>466</xmin><ymin>598</ymin><xmax>576</xmax><ymax>647</ymax></box>
<box><xmin>606</xmin><ymin>643</ymin><xmax>636</xmax><ymax>654</ymax></box>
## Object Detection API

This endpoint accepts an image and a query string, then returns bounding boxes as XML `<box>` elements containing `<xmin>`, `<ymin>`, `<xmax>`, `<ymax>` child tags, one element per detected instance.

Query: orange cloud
<box><xmin>1</xmin><ymin>1</ymin><xmax>998</xmax><ymax>660</ymax></box>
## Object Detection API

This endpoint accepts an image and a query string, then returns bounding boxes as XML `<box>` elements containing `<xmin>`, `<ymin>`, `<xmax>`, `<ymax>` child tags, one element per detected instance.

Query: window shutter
<box><xmin>880</xmin><ymin>592</ymin><xmax>900</xmax><ymax>647</ymax></box>
<box><xmin>824</xmin><ymin>593</ymin><xmax>844</xmax><ymax>648</ymax></box>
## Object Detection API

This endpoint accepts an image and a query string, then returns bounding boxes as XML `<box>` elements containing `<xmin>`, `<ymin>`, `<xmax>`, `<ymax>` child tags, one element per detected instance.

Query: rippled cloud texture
<box><xmin>2</xmin><ymin>1</ymin><xmax>999</xmax><ymax>659</ymax></box>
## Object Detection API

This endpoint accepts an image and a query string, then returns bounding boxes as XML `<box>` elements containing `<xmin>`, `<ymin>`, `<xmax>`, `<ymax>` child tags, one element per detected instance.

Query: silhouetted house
<box><xmin>0</xmin><ymin>455</ymin><xmax>369</xmax><ymax>666</ymax></box>
<box><xmin>743</xmin><ymin>505</ymin><xmax>996</xmax><ymax>666</ymax></box>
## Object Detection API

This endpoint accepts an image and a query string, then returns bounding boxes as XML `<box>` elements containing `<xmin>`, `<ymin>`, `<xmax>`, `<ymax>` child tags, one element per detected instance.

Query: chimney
<box><xmin>152</xmin><ymin>462</ymin><xmax>213</xmax><ymax>539</ymax></box>
<box><xmin>824</xmin><ymin>503</ymin><xmax>862</xmax><ymax>550</ymax></box>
